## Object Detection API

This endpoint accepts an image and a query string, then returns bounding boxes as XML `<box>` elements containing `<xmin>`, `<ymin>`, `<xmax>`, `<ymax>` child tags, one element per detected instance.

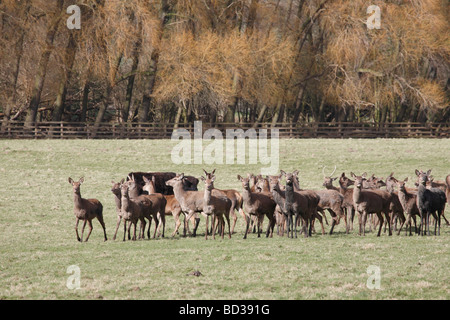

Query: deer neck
<box><xmin>204</xmin><ymin>186</ymin><xmax>212</xmax><ymax>205</ymax></box>
<box><xmin>285</xmin><ymin>183</ymin><xmax>295</xmax><ymax>205</ymax></box>
<box><xmin>353</xmin><ymin>185</ymin><xmax>362</xmax><ymax>204</ymax></box>
<box><xmin>121</xmin><ymin>193</ymin><xmax>131</xmax><ymax>212</ymax></box>
<box><xmin>172</xmin><ymin>181</ymin><xmax>188</xmax><ymax>206</ymax></box>
<box><xmin>242</xmin><ymin>186</ymin><xmax>253</xmax><ymax>204</ymax></box>
<box><xmin>271</xmin><ymin>187</ymin><xmax>285</xmax><ymax>207</ymax></box>
<box><xmin>73</xmin><ymin>191</ymin><xmax>83</xmax><ymax>209</ymax></box>
<box><xmin>113</xmin><ymin>193</ymin><xmax>121</xmax><ymax>210</ymax></box>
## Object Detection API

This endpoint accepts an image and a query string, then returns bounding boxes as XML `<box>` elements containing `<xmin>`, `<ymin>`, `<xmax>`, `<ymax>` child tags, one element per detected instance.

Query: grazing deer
<box><xmin>415</xmin><ymin>169</ymin><xmax>446</xmax><ymax>236</ymax></box>
<box><xmin>394</xmin><ymin>177</ymin><xmax>420</xmax><ymax>235</ymax></box>
<box><xmin>68</xmin><ymin>177</ymin><xmax>107</xmax><ymax>242</ymax></box>
<box><xmin>166</xmin><ymin>173</ymin><xmax>204</xmax><ymax>237</ymax></box>
<box><xmin>200</xmin><ymin>174</ymin><xmax>232</xmax><ymax>239</ymax></box>
<box><xmin>237</xmin><ymin>175</ymin><xmax>276</xmax><ymax>239</ymax></box>
<box><xmin>351</xmin><ymin>173</ymin><xmax>392</xmax><ymax>237</ymax></box>
<box><xmin>120</xmin><ymin>183</ymin><xmax>147</xmax><ymax>241</ymax></box>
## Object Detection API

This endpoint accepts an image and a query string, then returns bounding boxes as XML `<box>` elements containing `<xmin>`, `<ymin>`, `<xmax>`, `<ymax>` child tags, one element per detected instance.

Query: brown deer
<box><xmin>200</xmin><ymin>174</ymin><xmax>232</xmax><ymax>239</ymax></box>
<box><xmin>290</xmin><ymin>170</ymin><xmax>326</xmax><ymax>235</ymax></box>
<box><xmin>322</xmin><ymin>166</ymin><xmax>339</xmax><ymax>191</ymax></box>
<box><xmin>128</xmin><ymin>175</ymin><xmax>167</xmax><ymax>238</ymax></box>
<box><xmin>142</xmin><ymin>176</ymin><xmax>194</xmax><ymax>237</ymax></box>
<box><xmin>166</xmin><ymin>173</ymin><xmax>204</xmax><ymax>237</ymax></box>
<box><xmin>385</xmin><ymin>173</ymin><xmax>406</xmax><ymax>233</ymax></box>
<box><xmin>237</xmin><ymin>175</ymin><xmax>276</xmax><ymax>239</ymax></box>
<box><xmin>446</xmin><ymin>174</ymin><xmax>450</xmax><ymax>207</ymax></box>
<box><xmin>111</xmin><ymin>179</ymin><xmax>129</xmax><ymax>241</ymax></box>
<box><xmin>120</xmin><ymin>183</ymin><xmax>147</xmax><ymax>241</ymax></box>
<box><xmin>351</xmin><ymin>173</ymin><xmax>392</xmax><ymax>236</ymax></box>
<box><xmin>68</xmin><ymin>177</ymin><xmax>107</xmax><ymax>242</ymax></box>
<box><xmin>202</xmin><ymin>169</ymin><xmax>244</xmax><ymax>234</ymax></box>
<box><xmin>338</xmin><ymin>173</ymin><xmax>356</xmax><ymax>232</ymax></box>
<box><xmin>394</xmin><ymin>177</ymin><xmax>420</xmax><ymax>235</ymax></box>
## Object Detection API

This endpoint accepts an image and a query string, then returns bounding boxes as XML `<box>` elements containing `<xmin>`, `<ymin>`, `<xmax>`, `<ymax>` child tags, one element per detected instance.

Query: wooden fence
<box><xmin>0</xmin><ymin>121</ymin><xmax>449</xmax><ymax>139</ymax></box>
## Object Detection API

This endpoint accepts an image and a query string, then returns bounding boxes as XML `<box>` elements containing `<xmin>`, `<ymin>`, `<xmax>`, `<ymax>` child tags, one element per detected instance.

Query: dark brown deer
<box><xmin>446</xmin><ymin>174</ymin><xmax>450</xmax><ymax>207</ymax></box>
<box><xmin>351</xmin><ymin>173</ymin><xmax>392</xmax><ymax>237</ymax></box>
<box><xmin>120</xmin><ymin>183</ymin><xmax>147</xmax><ymax>241</ymax></box>
<box><xmin>385</xmin><ymin>173</ymin><xmax>406</xmax><ymax>233</ymax></box>
<box><xmin>200</xmin><ymin>174</ymin><xmax>232</xmax><ymax>239</ymax></box>
<box><xmin>394</xmin><ymin>177</ymin><xmax>420</xmax><ymax>235</ymax></box>
<box><xmin>415</xmin><ymin>169</ymin><xmax>446</xmax><ymax>236</ymax></box>
<box><xmin>68</xmin><ymin>177</ymin><xmax>107</xmax><ymax>242</ymax></box>
<box><xmin>237</xmin><ymin>175</ymin><xmax>276</xmax><ymax>239</ymax></box>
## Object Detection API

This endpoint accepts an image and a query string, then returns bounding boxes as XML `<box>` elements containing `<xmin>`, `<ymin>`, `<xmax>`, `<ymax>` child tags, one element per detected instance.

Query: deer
<box><xmin>237</xmin><ymin>175</ymin><xmax>276</xmax><ymax>239</ymax></box>
<box><xmin>128</xmin><ymin>175</ymin><xmax>167</xmax><ymax>238</ymax></box>
<box><xmin>394</xmin><ymin>177</ymin><xmax>420</xmax><ymax>235</ymax></box>
<box><xmin>68</xmin><ymin>177</ymin><xmax>107</xmax><ymax>242</ymax></box>
<box><xmin>202</xmin><ymin>169</ymin><xmax>244</xmax><ymax>234</ymax></box>
<box><xmin>142</xmin><ymin>175</ymin><xmax>194</xmax><ymax>237</ymax></box>
<box><xmin>385</xmin><ymin>173</ymin><xmax>406</xmax><ymax>233</ymax></box>
<box><xmin>166</xmin><ymin>173</ymin><xmax>205</xmax><ymax>237</ymax></box>
<box><xmin>415</xmin><ymin>169</ymin><xmax>446</xmax><ymax>236</ymax></box>
<box><xmin>200</xmin><ymin>174</ymin><xmax>232</xmax><ymax>239</ymax></box>
<box><xmin>446</xmin><ymin>174</ymin><xmax>450</xmax><ymax>207</ymax></box>
<box><xmin>337</xmin><ymin>173</ymin><xmax>356</xmax><ymax>232</ymax></box>
<box><xmin>111</xmin><ymin>179</ymin><xmax>130</xmax><ymax>241</ymax></box>
<box><xmin>120</xmin><ymin>182</ymin><xmax>147</xmax><ymax>241</ymax></box>
<box><xmin>322</xmin><ymin>166</ymin><xmax>339</xmax><ymax>191</ymax></box>
<box><xmin>351</xmin><ymin>173</ymin><xmax>392</xmax><ymax>237</ymax></box>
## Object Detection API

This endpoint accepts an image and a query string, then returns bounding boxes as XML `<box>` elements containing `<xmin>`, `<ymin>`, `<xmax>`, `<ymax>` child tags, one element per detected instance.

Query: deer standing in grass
<box><xmin>68</xmin><ymin>177</ymin><xmax>107</xmax><ymax>242</ymax></box>
<box><xmin>120</xmin><ymin>183</ymin><xmax>147</xmax><ymax>241</ymax></box>
<box><xmin>128</xmin><ymin>175</ymin><xmax>166</xmax><ymax>238</ymax></box>
<box><xmin>111</xmin><ymin>179</ymin><xmax>129</xmax><ymax>240</ymax></box>
<box><xmin>237</xmin><ymin>175</ymin><xmax>276</xmax><ymax>239</ymax></box>
<box><xmin>166</xmin><ymin>173</ymin><xmax>204</xmax><ymax>237</ymax></box>
<box><xmin>202</xmin><ymin>169</ymin><xmax>244</xmax><ymax>234</ymax></box>
<box><xmin>200</xmin><ymin>174</ymin><xmax>232</xmax><ymax>239</ymax></box>
<box><xmin>394</xmin><ymin>177</ymin><xmax>420</xmax><ymax>235</ymax></box>
<box><xmin>351</xmin><ymin>173</ymin><xmax>392</xmax><ymax>237</ymax></box>
<box><xmin>415</xmin><ymin>169</ymin><xmax>446</xmax><ymax>236</ymax></box>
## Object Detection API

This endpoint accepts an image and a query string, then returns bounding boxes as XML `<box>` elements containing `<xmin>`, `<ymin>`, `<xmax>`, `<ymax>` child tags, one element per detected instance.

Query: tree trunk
<box><xmin>52</xmin><ymin>32</ymin><xmax>77</xmax><ymax>121</ymax></box>
<box><xmin>138</xmin><ymin>0</ymin><xmax>170</xmax><ymax>123</ymax></box>
<box><xmin>24</xmin><ymin>1</ymin><xmax>64</xmax><ymax>127</ymax></box>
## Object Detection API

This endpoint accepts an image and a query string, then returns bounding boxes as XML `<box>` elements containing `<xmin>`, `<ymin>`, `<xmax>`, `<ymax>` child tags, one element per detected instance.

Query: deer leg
<box><xmin>80</xmin><ymin>220</ymin><xmax>87</xmax><ymax>242</ymax></box>
<box><xmin>113</xmin><ymin>216</ymin><xmax>121</xmax><ymax>240</ymax></box>
<box><xmin>140</xmin><ymin>218</ymin><xmax>146</xmax><ymax>240</ymax></box>
<box><xmin>385</xmin><ymin>212</ymin><xmax>392</xmax><ymax>236</ymax></box>
<box><xmin>243</xmin><ymin>214</ymin><xmax>251</xmax><ymax>239</ymax></box>
<box><xmin>75</xmin><ymin>218</ymin><xmax>81</xmax><ymax>242</ymax></box>
<box><xmin>97</xmin><ymin>216</ymin><xmax>107</xmax><ymax>241</ymax></box>
<box><xmin>84</xmin><ymin>219</ymin><xmax>93</xmax><ymax>242</ymax></box>
<box><xmin>123</xmin><ymin>220</ymin><xmax>127</xmax><ymax>241</ymax></box>
<box><xmin>376</xmin><ymin>213</ymin><xmax>383</xmax><ymax>237</ymax></box>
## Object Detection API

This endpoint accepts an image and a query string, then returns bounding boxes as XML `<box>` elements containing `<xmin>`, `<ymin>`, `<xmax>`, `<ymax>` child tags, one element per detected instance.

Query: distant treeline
<box><xmin>0</xmin><ymin>0</ymin><xmax>449</xmax><ymax>130</ymax></box>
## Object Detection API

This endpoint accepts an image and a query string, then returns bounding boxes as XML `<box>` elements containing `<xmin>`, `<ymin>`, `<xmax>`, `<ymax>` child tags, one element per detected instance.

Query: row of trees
<box><xmin>0</xmin><ymin>0</ymin><xmax>449</xmax><ymax>130</ymax></box>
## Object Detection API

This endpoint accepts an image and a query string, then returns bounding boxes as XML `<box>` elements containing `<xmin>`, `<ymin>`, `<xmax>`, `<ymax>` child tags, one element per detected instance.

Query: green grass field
<box><xmin>0</xmin><ymin>138</ymin><xmax>449</xmax><ymax>300</ymax></box>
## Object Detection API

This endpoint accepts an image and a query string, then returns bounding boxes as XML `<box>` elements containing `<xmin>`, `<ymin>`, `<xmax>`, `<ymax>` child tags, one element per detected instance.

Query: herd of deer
<box><xmin>68</xmin><ymin>167</ymin><xmax>450</xmax><ymax>242</ymax></box>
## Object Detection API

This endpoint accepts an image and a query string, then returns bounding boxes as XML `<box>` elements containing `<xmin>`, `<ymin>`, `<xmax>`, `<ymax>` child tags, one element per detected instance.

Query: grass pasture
<box><xmin>0</xmin><ymin>138</ymin><xmax>449</xmax><ymax>300</ymax></box>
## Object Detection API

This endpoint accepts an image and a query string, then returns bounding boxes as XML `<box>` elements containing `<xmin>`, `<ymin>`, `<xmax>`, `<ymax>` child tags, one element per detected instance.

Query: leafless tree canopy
<box><xmin>0</xmin><ymin>0</ymin><xmax>448</xmax><ymax>127</ymax></box>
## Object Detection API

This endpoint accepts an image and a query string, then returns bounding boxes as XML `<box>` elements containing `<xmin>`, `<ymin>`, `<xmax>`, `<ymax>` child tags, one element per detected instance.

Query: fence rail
<box><xmin>0</xmin><ymin>121</ymin><xmax>449</xmax><ymax>139</ymax></box>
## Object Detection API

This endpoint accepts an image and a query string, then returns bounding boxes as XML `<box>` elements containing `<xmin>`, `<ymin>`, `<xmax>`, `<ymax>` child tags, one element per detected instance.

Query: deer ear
<box><xmin>143</xmin><ymin>176</ymin><xmax>149</xmax><ymax>183</ymax></box>
<box><xmin>68</xmin><ymin>177</ymin><xmax>74</xmax><ymax>184</ymax></box>
<box><xmin>362</xmin><ymin>172</ymin><xmax>367</xmax><ymax>178</ymax></box>
<box><xmin>152</xmin><ymin>176</ymin><xmax>156</xmax><ymax>183</ymax></box>
<box><xmin>427</xmin><ymin>169</ymin><xmax>432</xmax><ymax>176</ymax></box>
<box><xmin>212</xmin><ymin>169</ymin><xmax>216</xmax><ymax>175</ymax></box>
<box><xmin>237</xmin><ymin>175</ymin><xmax>242</xmax><ymax>181</ymax></box>
<box><xmin>293</xmin><ymin>170</ymin><xmax>299</xmax><ymax>176</ymax></box>
<box><xmin>404</xmin><ymin>177</ymin><xmax>408</xmax><ymax>182</ymax></box>
<box><xmin>79</xmin><ymin>177</ymin><xmax>84</xmax><ymax>184</ymax></box>
<box><xmin>200</xmin><ymin>176</ymin><xmax>206</xmax><ymax>182</ymax></box>
<box><xmin>332</xmin><ymin>177</ymin><xmax>337</xmax><ymax>181</ymax></box>
<box><xmin>211</xmin><ymin>176</ymin><xmax>215</xmax><ymax>182</ymax></box>
<box><xmin>350</xmin><ymin>172</ymin><xmax>356</xmax><ymax>177</ymax></box>
<box><xmin>280</xmin><ymin>170</ymin><xmax>286</xmax><ymax>176</ymax></box>
<box><xmin>415</xmin><ymin>169</ymin><xmax>420</xmax><ymax>176</ymax></box>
